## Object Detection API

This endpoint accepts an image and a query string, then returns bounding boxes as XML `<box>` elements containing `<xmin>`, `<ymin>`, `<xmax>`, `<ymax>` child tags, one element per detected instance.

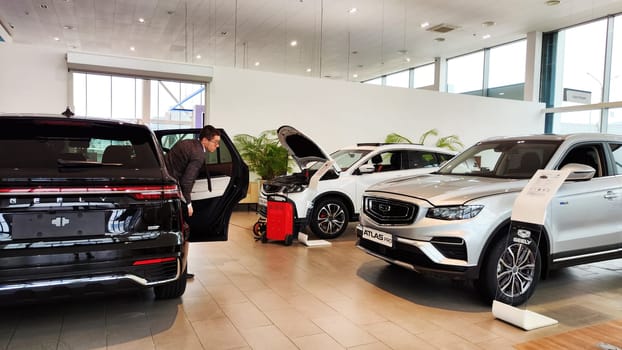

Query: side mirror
<box><xmin>561</xmin><ymin>163</ymin><xmax>595</xmax><ymax>181</ymax></box>
<box><xmin>358</xmin><ymin>164</ymin><xmax>375</xmax><ymax>174</ymax></box>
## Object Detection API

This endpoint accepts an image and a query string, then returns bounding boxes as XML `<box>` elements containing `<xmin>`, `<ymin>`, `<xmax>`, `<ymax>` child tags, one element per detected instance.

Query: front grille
<box><xmin>262</xmin><ymin>183</ymin><xmax>282</xmax><ymax>193</ymax></box>
<box><xmin>363</xmin><ymin>197</ymin><xmax>417</xmax><ymax>225</ymax></box>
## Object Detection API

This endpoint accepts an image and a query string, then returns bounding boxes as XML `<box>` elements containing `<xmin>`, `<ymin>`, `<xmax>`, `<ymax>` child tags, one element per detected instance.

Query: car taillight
<box><xmin>132</xmin><ymin>257</ymin><xmax>177</xmax><ymax>266</ymax></box>
<box><xmin>130</xmin><ymin>185</ymin><xmax>182</xmax><ymax>200</ymax></box>
<box><xmin>0</xmin><ymin>185</ymin><xmax>182</xmax><ymax>200</ymax></box>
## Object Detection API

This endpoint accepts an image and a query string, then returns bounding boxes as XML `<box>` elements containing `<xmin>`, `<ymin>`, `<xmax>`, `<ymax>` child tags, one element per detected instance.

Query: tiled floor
<box><xmin>1</xmin><ymin>210</ymin><xmax>622</xmax><ymax>350</ymax></box>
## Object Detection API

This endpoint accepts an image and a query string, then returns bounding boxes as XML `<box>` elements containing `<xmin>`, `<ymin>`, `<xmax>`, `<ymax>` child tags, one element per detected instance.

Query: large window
<box><xmin>362</xmin><ymin>62</ymin><xmax>434</xmax><ymax>89</ymax></box>
<box><xmin>72</xmin><ymin>72</ymin><xmax>205</xmax><ymax>130</ymax></box>
<box><xmin>385</xmin><ymin>70</ymin><xmax>410</xmax><ymax>88</ymax></box>
<box><xmin>412</xmin><ymin>64</ymin><xmax>434</xmax><ymax>88</ymax></box>
<box><xmin>558</xmin><ymin>19</ymin><xmax>607</xmax><ymax>106</ymax></box>
<box><xmin>446</xmin><ymin>40</ymin><xmax>526</xmax><ymax>100</ymax></box>
<box><xmin>545</xmin><ymin>15</ymin><xmax>622</xmax><ymax>134</ymax></box>
<box><xmin>447</xmin><ymin>51</ymin><xmax>484</xmax><ymax>94</ymax></box>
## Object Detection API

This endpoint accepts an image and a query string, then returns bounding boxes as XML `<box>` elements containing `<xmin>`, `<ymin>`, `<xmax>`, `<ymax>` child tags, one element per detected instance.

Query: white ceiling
<box><xmin>1</xmin><ymin>0</ymin><xmax>622</xmax><ymax>82</ymax></box>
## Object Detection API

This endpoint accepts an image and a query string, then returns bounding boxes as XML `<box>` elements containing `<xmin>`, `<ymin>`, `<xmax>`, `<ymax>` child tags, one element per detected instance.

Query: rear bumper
<box><xmin>0</xmin><ymin>232</ymin><xmax>186</xmax><ymax>292</ymax></box>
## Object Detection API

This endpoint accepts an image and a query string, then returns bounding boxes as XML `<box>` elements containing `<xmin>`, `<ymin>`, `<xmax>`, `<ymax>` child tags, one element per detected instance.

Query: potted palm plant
<box><xmin>233</xmin><ymin>130</ymin><xmax>289</xmax><ymax>180</ymax></box>
<box><xmin>385</xmin><ymin>128</ymin><xmax>464</xmax><ymax>151</ymax></box>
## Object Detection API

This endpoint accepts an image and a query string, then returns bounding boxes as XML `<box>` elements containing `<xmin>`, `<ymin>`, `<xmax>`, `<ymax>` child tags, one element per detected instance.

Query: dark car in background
<box><xmin>0</xmin><ymin>115</ymin><xmax>248</xmax><ymax>299</ymax></box>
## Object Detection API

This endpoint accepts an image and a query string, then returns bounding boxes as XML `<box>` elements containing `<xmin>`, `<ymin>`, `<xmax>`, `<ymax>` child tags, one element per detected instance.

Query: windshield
<box><xmin>308</xmin><ymin>149</ymin><xmax>371</xmax><ymax>171</ymax></box>
<box><xmin>438</xmin><ymin>140</ymin><xmax>561</xmax><ymax>179</ymax></box>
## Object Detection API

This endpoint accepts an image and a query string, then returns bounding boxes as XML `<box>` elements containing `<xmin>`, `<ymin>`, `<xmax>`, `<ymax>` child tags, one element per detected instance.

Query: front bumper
<box><xmin>356</xmin><ymin>225</ymin><xmax>479</xmax><ymax>279</ymax></box>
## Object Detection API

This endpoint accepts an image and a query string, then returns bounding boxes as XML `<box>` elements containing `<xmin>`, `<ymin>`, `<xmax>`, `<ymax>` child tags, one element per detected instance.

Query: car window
<box><xmin>439</xmin><ymin>140</ymin><xmax>560</xmax><ymax>179</ymax></box>
<box><xmin>327</xmin><ymin>149</ymin><xmax>370</xmax><ymax>171</ymax></box>
<box><xmin>609</xmin><ymin>143</ymin><xmax>622</xmax><ymax>175</ymax></box>
<box><xmin>366</xmin><ymin>151</ymin><xmax>402</xmax><ymax>172</ymax></box>
<box><xmin>0</xmin><ymin>119</ymin><xmax>161</xmax><ymax>179</ymax></box>
<box><xmin>405</xmin><ymin>151</ymin><xmax>444</xmax><ymax>168</ymax></box>
<box><xmin>558</xmin><ymin>143</ymin><xmax>606</xmax><ymax>177</ymax></box>
<box><xmin>160</xmin><ymin>131</ymin><xmax>235</xmax><ymax>178</ymax></box>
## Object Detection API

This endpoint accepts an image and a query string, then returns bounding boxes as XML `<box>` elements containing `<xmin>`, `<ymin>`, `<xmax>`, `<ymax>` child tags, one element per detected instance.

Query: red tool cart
<box><xmin>257</xmin><ymin>195</ymin><xmax>295</xmax><ymax>246</ymax></box>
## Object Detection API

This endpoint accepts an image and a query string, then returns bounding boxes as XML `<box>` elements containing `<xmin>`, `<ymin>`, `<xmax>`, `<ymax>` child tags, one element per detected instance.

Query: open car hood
<box><xmin>277</xmin><ymin>125</ymin><xmax>339</xmax><ymax>173</ymax></box>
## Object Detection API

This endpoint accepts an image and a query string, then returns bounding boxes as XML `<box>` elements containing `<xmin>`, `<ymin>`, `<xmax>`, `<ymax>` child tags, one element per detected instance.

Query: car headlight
<box><xmin>282</xmin><ymin>183</ymin><xmax>307</xmax><ymax>193</ymax></box>
<box><xmin>426</xmin><ymin>205</ymin><xmax>483</xmax><ymax>220</ymax></box>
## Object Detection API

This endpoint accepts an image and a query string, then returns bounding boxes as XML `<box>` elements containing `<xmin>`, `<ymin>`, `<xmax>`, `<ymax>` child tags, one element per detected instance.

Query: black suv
<box><xmin>0</xmin><ymin>115</ymin><xmax>248</xmax><ymax>299</ymax></box>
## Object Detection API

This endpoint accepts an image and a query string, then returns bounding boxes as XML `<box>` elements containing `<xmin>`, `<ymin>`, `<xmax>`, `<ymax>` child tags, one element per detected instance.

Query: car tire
<box><xmin>153</xmin><ymin>266</ymin><xmax>188</xmax><ymax>300</ymax></box>
<box><xmin>310</xmin><ymin>197</ymin><xmax>349</xmax><ymax>239</ymax></box>
<box><xmin>477</xmin><ymin>236</ymin><xmax>541</xmax><ymax>306</ymax></box>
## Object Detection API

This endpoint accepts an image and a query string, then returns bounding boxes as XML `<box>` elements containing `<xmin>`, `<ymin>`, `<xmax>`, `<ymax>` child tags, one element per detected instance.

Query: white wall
<box><xmin>210</xmin><ymin>66</ymin><xmax>545</xmax><ymax>151</ymax></box>
<box><xmin>0</xmin><ymin>43</ymin><xmax>545</xmax><ymax>152</ymax></box>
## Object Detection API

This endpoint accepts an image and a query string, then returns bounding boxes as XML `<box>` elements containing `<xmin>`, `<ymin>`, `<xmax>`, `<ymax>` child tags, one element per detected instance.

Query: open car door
<box><xmin>155</xmin><ymin>128</ymin><xmax>249</xmax><ymax>242</ymax></box>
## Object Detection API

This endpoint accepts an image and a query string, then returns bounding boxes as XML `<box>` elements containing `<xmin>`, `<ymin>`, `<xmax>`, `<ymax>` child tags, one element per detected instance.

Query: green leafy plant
<box><xmin>233</xmin><ymin>130</ymin><xmax>289</xmax><ymax>180</ymax></box>
<box><xmin>385</xmin><ymin>128</ymin><xmax>464</xmax><ymax>151</ymax></box>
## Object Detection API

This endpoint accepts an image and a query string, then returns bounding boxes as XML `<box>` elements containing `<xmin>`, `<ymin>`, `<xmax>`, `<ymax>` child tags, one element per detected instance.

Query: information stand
<box><xmin>492</xmin><ymin>169</ymin><xmax>571</xmax><ymax>331</ymax></box>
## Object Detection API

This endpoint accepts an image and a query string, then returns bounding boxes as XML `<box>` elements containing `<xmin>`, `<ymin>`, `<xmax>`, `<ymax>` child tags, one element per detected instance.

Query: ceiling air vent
<box><xmin>426</xmin><ymin>24</ymin><xmax>459</xmax><ymax>33</ymax></box>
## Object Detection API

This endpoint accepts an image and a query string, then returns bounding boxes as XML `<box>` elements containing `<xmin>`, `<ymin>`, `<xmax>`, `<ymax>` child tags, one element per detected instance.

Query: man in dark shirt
<box><xmin>164</xmin><ymin>125</ymin><xmax>220</xmax><ymax>279</ymax></box>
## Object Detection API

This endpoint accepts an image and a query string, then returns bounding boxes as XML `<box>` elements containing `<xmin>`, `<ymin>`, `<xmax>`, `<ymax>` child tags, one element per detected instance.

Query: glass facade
<box><xmin>546</xmin><ymin>14</ymin><xmax>622</xmax><ymax>134</ymax></box>
<box><xmin>72</xmin><ymin>72</ymin><xmax>205</xmax><ymax>129</ymax></box>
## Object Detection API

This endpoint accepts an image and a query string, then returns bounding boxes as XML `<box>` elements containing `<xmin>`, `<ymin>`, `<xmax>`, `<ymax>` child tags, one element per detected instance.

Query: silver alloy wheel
<box><xmin>496</xmin><ymin>243</ymin><xmax>536</xmax><ymax>298</ymax></box>
<box><xmin>316</xmin><ymin>203</ymin><xmax>346</xmax><ymax>235</ymax></box>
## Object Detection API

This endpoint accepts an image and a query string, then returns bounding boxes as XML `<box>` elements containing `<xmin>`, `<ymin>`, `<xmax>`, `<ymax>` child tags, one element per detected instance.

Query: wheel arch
<box><xmin>310</xmin><ymin>191</ymin><xmax>356</xmax><ymax>221</ymax></box>
<box><xmin>477</xmin><ymin>219</ymin><xmax>551</xmax><ymax>279</ymax></box>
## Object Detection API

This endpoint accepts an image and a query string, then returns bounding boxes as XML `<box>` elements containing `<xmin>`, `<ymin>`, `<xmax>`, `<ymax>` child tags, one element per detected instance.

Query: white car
<box><xmin>258</xmin><ymin>125</ymin><xmax>456</xmax><ymax>239</ymax></box>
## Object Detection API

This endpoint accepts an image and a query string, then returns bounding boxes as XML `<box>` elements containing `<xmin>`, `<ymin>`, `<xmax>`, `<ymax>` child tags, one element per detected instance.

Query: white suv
<box><xmin>357</xmin><ymin>133</ymin><xmax>622</xmax><ymax>305</ymax></box>
<box><xmin>258</xmin><ymin>125</ymin><xmax>456</xmax><ymax>239</ymax></box>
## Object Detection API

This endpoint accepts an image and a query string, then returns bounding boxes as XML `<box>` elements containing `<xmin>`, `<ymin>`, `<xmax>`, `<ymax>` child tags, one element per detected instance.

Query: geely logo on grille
<box><xmin>378</xmin><ymin>203</ymin><xmax>391</xmax><ymax>212</ymax></box>
<box><xmin>51</xmin><ymin>217</ymin><xmax>70</xmax><ymax>228</ymax></box>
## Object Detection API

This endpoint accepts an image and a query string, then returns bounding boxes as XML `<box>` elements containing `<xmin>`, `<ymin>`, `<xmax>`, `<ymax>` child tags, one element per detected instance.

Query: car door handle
<box><xmin>603</xmin><ymin>191</ymin><xmax>619</xmax><ymax>200</ymax></box>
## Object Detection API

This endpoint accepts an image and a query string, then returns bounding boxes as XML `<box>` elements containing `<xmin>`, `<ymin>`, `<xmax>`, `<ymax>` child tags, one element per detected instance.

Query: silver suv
<box><xmin>259</xmin><ymin>126</ymin><xmax>456</xmax><ymax>239</ymax></box>
<box><xmin>357</xmin><ymin>133</ymin><xmax>622</xmax><ymax>305</ymax></box>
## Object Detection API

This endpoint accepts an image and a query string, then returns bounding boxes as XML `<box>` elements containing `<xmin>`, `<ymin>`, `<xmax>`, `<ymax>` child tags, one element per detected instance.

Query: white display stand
<box><xmin>492</xmin><ymin>169</ymin><xmax>571</xmax><ymax>331</ymax></box>
<box><xmin>297</xmin><ymin>232</ymin><xmax>332</xmax><ymax>247</ymax></box>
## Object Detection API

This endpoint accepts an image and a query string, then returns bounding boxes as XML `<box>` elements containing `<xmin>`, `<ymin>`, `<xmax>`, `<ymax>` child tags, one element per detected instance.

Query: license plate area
<box><xmin>12</xmin><ymin>211</ymin><xmax>105</xmax><ymax>239</ymax></box>
<box><xmin>361</xmin><ymin>227</ymin><xmax>393</xmax><ymax>247</ymax></box>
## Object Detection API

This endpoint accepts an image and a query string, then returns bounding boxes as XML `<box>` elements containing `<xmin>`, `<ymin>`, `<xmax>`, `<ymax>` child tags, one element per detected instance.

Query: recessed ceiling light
<box><xmin>63</xmin><ymin>25</ymin><xmax>74</xmax><ymax>30</ymax></box>
<box><xmin>352</xmin><ymin>74</ymin><xmax>358</xmax><ymax>78</ymax></box>
<box><xmin>254</xmin><ymin>61</ymin><xmax>260</xmax><ymax>66</ymax></box>
<box><xmin>130</xmin><ymin>46</ymin><xmax>135</xmax><ymax>51</ymax></box>
<box><xmin>351</xmin><ymin>50</ymin><xmax>358</xmax><ymax>55</ymax></box>
<box><xmin>404</xmin><ymin>57</ymin><xmax>411</xmax><ymax>62</ymax></box>
<box><xmin>53</xmin><ymin>36</ymin><xmax>60</xmax><ymax>41</ymax></box>
<box><xmin>435</xmin><ymin>37</ymin><xmax>445</xmax><ymax>42</ymax></box>
<box><xmin>420</xmin><ymin>22</ymin><xmax>430</xmax><ymax>28</ymax></box>
<box><xmin>482</xmin><ymin>34</ymin><xmax>491</xmax><ymax>39</ymax></box>
<box><xmin>195</xmin><ymin>54</ymin><xmax>202</xmax><ymax>59</ymax></box>
<box><xmin>290</xmin><ymin>40</ymin><xmax>297</xmax><ymax>47</ymax></box>
<box><xmin>482</xmin><ymin>21</ymin><xmax>495</xmax><ymax>27</ymax></box>
<box><xmin>348</xmin><ymin>7</ymin><xmax>357</xmax><ymax>14</ymax></box>
<box><xmin>138</xmin><ymin>18</ymin><xmax>145</xmax><ymax>23</ymax></box>
<box><xmin>397</xmin><ymin>49</ymin><xmax>408</xmax><ymax>54</ymax></box>
<box><xmin>306</xmin><ymin>68</ymin><xmax>312</xmax><ymax>73</ymax></box>
<box><xmin>545</xmin><ymin>0</ymin><xmax>560</xmax><ymax>5</ymax></box>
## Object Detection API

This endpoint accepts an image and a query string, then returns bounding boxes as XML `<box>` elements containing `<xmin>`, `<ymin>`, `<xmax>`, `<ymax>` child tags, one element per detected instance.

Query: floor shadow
<box><xmin>356</xmin><ymin>260</ymin><xmax>489</xmax><ymax>312</ymax></box>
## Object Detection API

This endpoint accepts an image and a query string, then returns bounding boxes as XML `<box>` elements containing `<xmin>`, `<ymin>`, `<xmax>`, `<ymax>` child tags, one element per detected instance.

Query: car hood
<box><xmin>277</xmin><ymin>125</ymin><xmax>339</xmax><ymax>172</ymax></box>
<box><xmin>367</xmin><ymin>174</ymin><xmax>528</xmax><ymax>205</ymax></box>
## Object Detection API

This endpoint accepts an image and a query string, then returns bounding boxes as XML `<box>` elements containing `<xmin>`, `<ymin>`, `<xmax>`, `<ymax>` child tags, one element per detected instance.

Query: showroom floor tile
<box><xmin>0</xmin><ymin>210</ymin><xmax>621</xmax><ymax>349</ymax></box>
